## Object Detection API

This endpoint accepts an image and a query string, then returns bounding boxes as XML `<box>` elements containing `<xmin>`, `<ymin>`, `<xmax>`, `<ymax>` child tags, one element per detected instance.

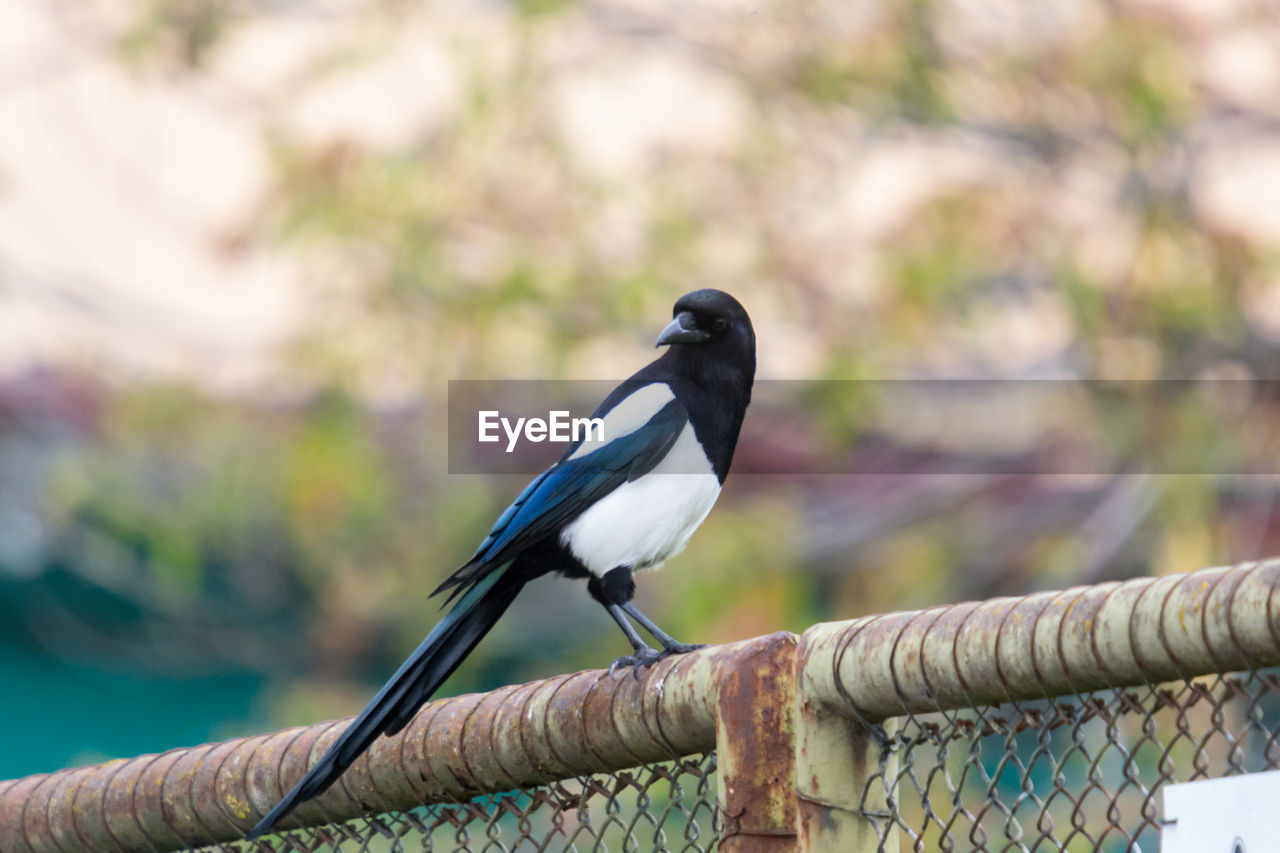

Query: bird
<box><xmin>247</xmin><ymin>288</ymin><xmax>755</xmax><ymax>839</ymax></box>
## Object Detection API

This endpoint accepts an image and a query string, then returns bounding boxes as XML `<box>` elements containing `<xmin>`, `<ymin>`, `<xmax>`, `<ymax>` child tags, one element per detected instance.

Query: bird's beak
<box><xmin>655</xmin><ymin>311</ymin><xmax>710</xmax><ymax>347</ymax></box>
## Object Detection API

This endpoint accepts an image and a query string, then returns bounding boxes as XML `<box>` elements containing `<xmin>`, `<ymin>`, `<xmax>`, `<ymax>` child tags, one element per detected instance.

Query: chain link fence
<box><xmin>224</xmin><ymin>671</ymin><xmax>1280</xmax><ymax>853</ymax></box>
<box><xmin>862</xmin><ymin>669</ymin><xmax>1280</xmax><ymax>852</ymax></box>
<box><xmin>6</xmin><ymin>561</ymin><xmax>1280</xmax><ymax>852</ymax></box>
<box><xmin>185</xmin><ymin>670</ymin><xmax>1280</xmax><ymax>852</ymax></box>
<box><xmin>203</xmin><ymin>754</ymin><xmax>719</xmax><ymax>853</ymax></box>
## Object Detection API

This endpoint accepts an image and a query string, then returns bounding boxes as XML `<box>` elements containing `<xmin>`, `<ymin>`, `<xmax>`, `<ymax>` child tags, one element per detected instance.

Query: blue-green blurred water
<box><xmin>0</xmin><ymin>647</ymin><xmax>264</xmax><ymax>778</ymax></box>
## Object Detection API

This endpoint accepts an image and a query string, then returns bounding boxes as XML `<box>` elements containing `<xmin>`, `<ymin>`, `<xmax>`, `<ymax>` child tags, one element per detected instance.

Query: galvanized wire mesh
<box><xmin>184</xmin><ymin>673</ymin><xmax>1280</xmax><ymax>851</ymax></box>
<box><xmin>857</xmin><ymin>668</ymin><xmax>1280</xmax><ymax>852</ymax></box>
<box><xmin>199</xmin><ymin>753</ymin><xmax>719</xmax><ymax>853</ymax></box>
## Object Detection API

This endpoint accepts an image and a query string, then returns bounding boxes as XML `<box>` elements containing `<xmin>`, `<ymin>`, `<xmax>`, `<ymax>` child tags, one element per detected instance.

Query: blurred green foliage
<box><xmin>7</xmin><ymin>0</ymin><xmax>1280</xmax><ymax>768</ymax></box>
<box><xmin>119</xmin><ymin>0</ymin><xmax>237</xmax><ymax>69</ymax></box>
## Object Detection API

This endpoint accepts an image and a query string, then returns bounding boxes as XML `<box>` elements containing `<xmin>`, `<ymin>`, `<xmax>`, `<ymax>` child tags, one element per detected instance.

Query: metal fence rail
<box><xmin>187</xmin><ymin>753</ymin><xmax>721</xmax><ymax>853</ymax></box>
<box><xmin>3</xmin><ymin>560</ymin><xmax>1280</xmax><ymax>852</ymax></box>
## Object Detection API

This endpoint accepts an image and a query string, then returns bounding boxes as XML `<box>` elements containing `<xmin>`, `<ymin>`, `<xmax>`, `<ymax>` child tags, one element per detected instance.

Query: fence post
<box><xmin>714</xmin><ymin>631</ymin><xmax>798</xmax><ymax>852</ymax></box>
<box><xmin>796</xmin><ymin>618</ymin><xmax>898</xmax><ymax>852</ymax></box>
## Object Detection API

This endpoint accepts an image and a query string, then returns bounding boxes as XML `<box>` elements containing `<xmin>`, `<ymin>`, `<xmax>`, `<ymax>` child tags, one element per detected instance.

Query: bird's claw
<box><xmin>608</xmin><ymin>642</ymin><xmax>707</xmax><ymax>679</ymax></box>
<box><xmin>609</xmin><ymin>646</ymin><xmax>666</xmax><ymax>679</ymax></box>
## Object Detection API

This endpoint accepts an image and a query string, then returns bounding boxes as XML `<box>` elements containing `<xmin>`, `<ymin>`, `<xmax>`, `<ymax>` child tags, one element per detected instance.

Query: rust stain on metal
<box><xmin>715</xmin><ymin>632</ymin><xmax>798</xmax><ymax>852</ymax></box>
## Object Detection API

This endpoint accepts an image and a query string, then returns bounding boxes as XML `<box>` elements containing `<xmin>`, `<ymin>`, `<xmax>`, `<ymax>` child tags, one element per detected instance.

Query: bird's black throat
<box><xmin>655</xmin><ymin>341</ymin><xmax>753</xmax><ymax>483</ymax></box>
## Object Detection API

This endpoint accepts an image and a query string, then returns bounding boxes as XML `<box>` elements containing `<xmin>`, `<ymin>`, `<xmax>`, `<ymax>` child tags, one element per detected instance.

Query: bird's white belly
<box><xmin>560</xmin><ymin>423</ymin><xmax>721</xmax><ymax>576</ymax></box>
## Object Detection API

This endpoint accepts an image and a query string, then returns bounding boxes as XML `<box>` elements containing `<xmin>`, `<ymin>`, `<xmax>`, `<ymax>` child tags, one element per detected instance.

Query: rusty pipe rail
<box><xmin>0</xmin><ymin>632</ymin><xmax>795</xmax><ymax>853</ymax></box>
<box><xmin>799</xmin><ymin>560</ymin><xmax>1280</xmax><ymax>719</ymax></box>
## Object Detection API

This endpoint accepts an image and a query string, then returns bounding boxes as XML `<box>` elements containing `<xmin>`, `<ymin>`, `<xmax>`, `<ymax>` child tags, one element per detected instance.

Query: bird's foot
<box><xmin>609</xmin><ymin>646</ymin><xmax>669</xmax><ymax>679</ymax></box>
<box><xmin>609</xmin><ymin>642</ymin><xmax>707</xmax><ymax>679</ymax></box>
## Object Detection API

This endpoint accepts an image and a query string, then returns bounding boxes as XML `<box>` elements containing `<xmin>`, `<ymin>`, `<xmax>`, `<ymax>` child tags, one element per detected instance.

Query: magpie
<box><xmin>247</xmin><ymin>289</ymin><xmax>754</xmax><ymax>839</ymax></box>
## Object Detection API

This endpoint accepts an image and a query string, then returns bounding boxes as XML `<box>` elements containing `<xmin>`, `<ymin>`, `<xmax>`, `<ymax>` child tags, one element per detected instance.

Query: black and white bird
<box><xmin>247</xmin><ymin>289</ymin><xmax>755</xmax><ymax>839</ymax></box>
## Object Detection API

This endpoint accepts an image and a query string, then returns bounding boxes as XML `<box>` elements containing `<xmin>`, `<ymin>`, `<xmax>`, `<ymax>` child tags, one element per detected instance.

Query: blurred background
<box><xmin>4</xmin><ymin>0</ymin><xmax>1280</xmax><ymax>778</ymax></box>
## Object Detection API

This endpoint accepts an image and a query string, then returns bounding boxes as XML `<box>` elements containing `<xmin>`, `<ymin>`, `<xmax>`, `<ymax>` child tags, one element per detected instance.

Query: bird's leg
<box><xmin>620</xmin><ymin>601</ymin><xmax>707</xmax><ymax>656</ymax></box>
<box><xmin>605</xmin><ymin>604</ymin><xmax>667</xmax><ymax>678</ymax></box>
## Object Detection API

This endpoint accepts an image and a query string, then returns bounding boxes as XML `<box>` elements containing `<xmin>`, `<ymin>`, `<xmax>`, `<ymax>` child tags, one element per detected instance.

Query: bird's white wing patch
<box><xmin>567</xmin><ymin>382</ymin><xmax>675</xmax><ymax>461</ymax></box>
<box><xmin>560</xmin><ymin>421</ymin><xmax>721</xmax><ymax>576</ymax></box>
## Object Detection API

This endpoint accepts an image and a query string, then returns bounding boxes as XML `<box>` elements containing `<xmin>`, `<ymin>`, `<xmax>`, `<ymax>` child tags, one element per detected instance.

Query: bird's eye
<box><xmin>711</xmin><ymin>317</ymin><xmax>728</xmax><ymax>331</ymax></box>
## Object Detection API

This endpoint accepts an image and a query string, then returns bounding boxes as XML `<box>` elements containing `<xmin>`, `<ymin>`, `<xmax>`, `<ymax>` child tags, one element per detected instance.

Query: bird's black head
<box><xmin>653</xmin><ymin>289</ymin><xmax>755</xmax><ymax>467</ymax></box>
<box><xmin>655</xmin><ymin>289</ymin><xmax>755</xmax><ymax>368</ymax></box>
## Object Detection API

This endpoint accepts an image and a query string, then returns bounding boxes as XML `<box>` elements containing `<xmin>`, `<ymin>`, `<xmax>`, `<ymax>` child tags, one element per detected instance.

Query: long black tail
<box><xmin>246</xmin><ymin>567</ymin><xmax>522</xmax><ymax>839</ymax></box>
